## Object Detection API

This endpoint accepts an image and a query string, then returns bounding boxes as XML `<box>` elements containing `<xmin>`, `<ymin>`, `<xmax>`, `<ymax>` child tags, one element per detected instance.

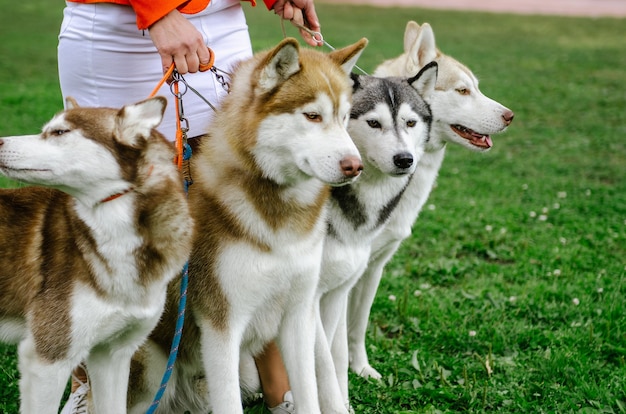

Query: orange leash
<box><xmin>148</xmin><ymin>47</ymin><xmax>215</xmax><ymax>170</ymax></box>
<box><xmin>145</xmin><ymin>46</ymin><xmax>214</xmax><ymax>414</ymax></box>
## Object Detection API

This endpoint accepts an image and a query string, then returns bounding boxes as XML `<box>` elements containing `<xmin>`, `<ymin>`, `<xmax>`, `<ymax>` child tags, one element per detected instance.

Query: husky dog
<box><xmin>315</xmin><ymin>64</ymin><xmax>438</xmax><ymax>404</ymax></box>
<box><xmin>347</xmin><ymin>21</ymin><xmax>515</xmax><ymax>380</ymax></box>
<box><xmin>0</xmin><ymin>97</ymin><xmax>193</xmax><ymax>414</ymax></box>
<box><xmin>127</xmin><ymin>37</ymin><xmax>368</xmax><ymax>414</ymax></box>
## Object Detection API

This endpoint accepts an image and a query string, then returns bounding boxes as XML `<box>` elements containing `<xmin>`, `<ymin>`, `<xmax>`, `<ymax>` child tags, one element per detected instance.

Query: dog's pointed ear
<box><xmin>115</xmin><ymin>96</ymin><xmax>167</xmax><ymax>146</ymax></box>
<box><xmin>407</xmin><ymin>23</ymin><xmax>438</xmax><ymax>73</ymax></box>
<box><xmin>257</xmin><ymin>37</ymin><xmax>301</xmax><ymax>93</ymax></box>
<box><xmin>408</xmin><ymin>61</ymin><xmax>438</xmax><ymax>99</ymax></box>
<box><xmin>65</xmin><ymin>97</ymin><xmax>80</xmax><ymax>110</ymax></box>
<box><xmin>328</xmin><ymin>38</ymin><xmax>368</xmax><ymax>75</ymax></box>
<box><xmin>403</xmin><ymin>21</ymin><xmax>421</xmax><ymax>53</ymax></box>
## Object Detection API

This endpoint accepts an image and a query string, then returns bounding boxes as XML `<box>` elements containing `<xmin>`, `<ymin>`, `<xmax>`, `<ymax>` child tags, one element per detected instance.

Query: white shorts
<box><xmin>58</xmin><ymin>0</ymin><xmax>253</xmax><ymax>140</ymax></box>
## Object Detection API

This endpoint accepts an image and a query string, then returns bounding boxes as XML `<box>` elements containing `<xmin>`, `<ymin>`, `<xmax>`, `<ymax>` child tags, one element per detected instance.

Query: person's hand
<box><xmin>272</xmin><ymin>0</ymin><xmax>322</xmax><ymax>47</ymax></box>
<box><xmin>148</xmin><ymin>9</ymin><xmax>212</xmax><ymax>76</ymax></box>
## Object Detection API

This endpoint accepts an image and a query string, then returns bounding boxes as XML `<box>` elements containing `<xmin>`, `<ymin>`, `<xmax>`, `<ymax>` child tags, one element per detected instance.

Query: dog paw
<box><xmin>358</xmin><ymin>364</ymin><xmax>382</xmax><ymax>380</ymax></box>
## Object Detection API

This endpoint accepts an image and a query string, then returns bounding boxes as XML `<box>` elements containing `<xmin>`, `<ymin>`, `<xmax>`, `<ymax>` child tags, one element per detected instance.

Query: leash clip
<box><xmin>171</xmin><ymin>71</ymin><xmax>190</xmax><ymax>136</ymax></box>
<box><xmin>210</xmin><ymin>66</ymin><xmax>231</xmax><ymax>93</ymax></box>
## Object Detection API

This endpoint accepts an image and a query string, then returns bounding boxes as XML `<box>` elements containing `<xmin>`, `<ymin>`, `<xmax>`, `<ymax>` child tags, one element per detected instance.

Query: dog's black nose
<box><xmin>393</xmin><ymin>152</ymin><xmax>413</xmax><ymax>169</ymax></box>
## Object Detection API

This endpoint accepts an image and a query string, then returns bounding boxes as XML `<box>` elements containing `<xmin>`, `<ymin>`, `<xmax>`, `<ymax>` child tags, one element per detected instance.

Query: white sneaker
<box><xmin>60</xmin><ymin>367</ymin><xmax>89</xmax><ymax>414</ymax></box>
<box><xmin>268</xmin><ymin>390</ymin><xmax>295</xmax><ymax>414</ymax></box>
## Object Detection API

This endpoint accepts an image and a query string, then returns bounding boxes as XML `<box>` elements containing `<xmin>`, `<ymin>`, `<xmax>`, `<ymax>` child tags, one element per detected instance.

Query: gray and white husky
<box><xmin>347</xmin><ymin>21</ymin><xmax>515</xmax><ymax>380</ymax></box>
<box><xmin>316</xmin><ymin>63</ymin><xmax>438</xmax><ymax>406</ymax></box>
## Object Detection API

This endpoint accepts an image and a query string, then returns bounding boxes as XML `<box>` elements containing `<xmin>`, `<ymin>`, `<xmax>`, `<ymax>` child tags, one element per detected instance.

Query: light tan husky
<box><xmin>347</xmin><ymin>21</ymin><xmax>514</xmax><ymax>380</ymax></box>
<box><xmin>128</xmin><ymin>37</ymin><xmax>368</xmax><ymax>414</ymax></box>
<box><xmin>0</xmin><ymin>97</ymin><xmax>193</xmax><ymax>414</ymax></box>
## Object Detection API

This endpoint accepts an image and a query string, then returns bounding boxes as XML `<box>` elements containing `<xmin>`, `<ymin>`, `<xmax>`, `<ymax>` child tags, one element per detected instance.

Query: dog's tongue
<box><xmin>485</xmin><ymin>135</ymin><xmax>493</xmax><ymax>148</ymax></box>
<box><xmin>470</xmin><ymin>132</ymin><xmax>493</xmax><ymax>149</ymax></box>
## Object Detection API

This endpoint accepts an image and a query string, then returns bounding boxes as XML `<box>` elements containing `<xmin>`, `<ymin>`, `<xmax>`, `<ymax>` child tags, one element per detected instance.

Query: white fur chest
<box><xmin>377</xmin><ymin>148</ymin><xmax>446</xmax><ymax>247</ymax></box>
<box><xmin>219</xmin><ymin>213</ymin><xmax>327</xmax><ymax>351</ymax></box>
<box><xmin>74</xmin><ymin>197</ymin><xmax>146</xmax><ymax>299</ymax></box>
<box><xmin>320</xmin><ymin>174</ymin><xmax>410</xmax><ymax>292</ymax></box>
<box><xmin>69</xmin><ymin>281</ymin><xmax>167</xmax><ymax>355</ymax></box>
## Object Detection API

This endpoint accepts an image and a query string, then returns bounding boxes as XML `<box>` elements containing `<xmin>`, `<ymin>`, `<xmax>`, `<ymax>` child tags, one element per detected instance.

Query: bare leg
<box><xmin>70</xmin><ymin>365</ymin><xmax>88</xmax><ymax>392</ymax></box>
<box><xmin>254</xmin><ymin>341</ymin><xmax>291</xmax><ymax>408</ymax></box>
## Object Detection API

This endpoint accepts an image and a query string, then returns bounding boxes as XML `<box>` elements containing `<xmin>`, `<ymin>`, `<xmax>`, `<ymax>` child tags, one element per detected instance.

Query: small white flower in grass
<box><xmin>388</xmin><ymin>294</ymin><xmax>396</xmax><ymax>302</ymax></box>
<box><xmin>597</xmin><ymin>287</ymin><xmax>604</xmax><ymax>294</ymax></box>
<box><xmin>500</xmin><ymin>227</ymin><xmax>507</xmax><ymax>235</ymax></box>
<box><xmin>522</xmin><ymin>183</ymin><xmax>528</xmax><ymax>190</ymax></box>
<box><xmin>469</xmin><ymin>330</ymin><xmax>477</xmax><ymax>337</ymax></box>
<box><xmin>413</xmin><ymin>290</ymin><xmax>422</xmax><ymax>297</ymax></box>
<box><xmin>553</xmin><ymin>202</ymin><xmax>560</xmax><ymax>209</ymax></box>
<box><xmin>427</xmin><ymin>204</ymin><xmax>436</xmax><ymax>211</ymax></box>
<box><xmin>559</xmin><ymin>237</ymin><xmax>567</xmax><ymax>245</ymax></box>
<box><xmin>529</xmin><ymin>211</ymin><xmax>537</xmax><ymax>218</ymax></box>
<box><xmin>485</xmin><ymin>225</ymin><xmax>493</xmax><ymax>232</ymax></box>
<box><xmin>553</xmin><ymin>269</ymin><xmax>561</xmax><ymax>276</ymax></box>
<box><xmin>585</xmin><ymin>189</ymin><xmax>591</xmax><ymax>196</ymax></box>
<box><xmin>557</xmin><ymin>191</ymin><xmax>567</xmax><ymax>199</ymax></box>
<box><xmin>572</xmin><ymin>298</ymin><xmax>580</xmax><ymax>306</ymax></box>
<box><xmin>509</xmin><ymin>296</ymin><xmax>517</xmax><ymax>302</ymax></box>
<box><xmin>542</xmin><ymin>207</ymin><xmax>549</xmax><ymax>214</ymax></box>
<box><xmin>419</xmin><ymin>283</ymin><xmax>432</xmax><ymax>290</ymax></box>
<box><xmin>538</xmin><ymin>214</ymin><xmax>548</xmax><ymax>221</ymax></box>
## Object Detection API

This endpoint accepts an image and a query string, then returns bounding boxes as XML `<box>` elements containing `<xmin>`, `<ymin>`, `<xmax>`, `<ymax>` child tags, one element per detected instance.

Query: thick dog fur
<box><xmin>0</xmin><ymin>97</ymin><xmax>193</xmax><ymax>414</ymax></box>
<box><xmin>347</xmin><ymin>21</ymin><xmax>515</xmax><ymax>380</ymax></box>
<box><xmin>127</xmin><ymin>37</ymin><xmax>368</xmax><ymax>414</ymax></box>
<box><xmin>316</xmin><ymin>65</ymin><xmax>438</xmax><ymax>404</ymax></box>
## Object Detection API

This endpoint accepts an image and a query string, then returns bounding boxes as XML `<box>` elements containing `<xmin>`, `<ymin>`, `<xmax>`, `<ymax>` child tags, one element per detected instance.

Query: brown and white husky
<box><xmin>0</xmin><ymin>97</ymin><xmax>193</xmax><ymax>414</ymax></box>
<box><xmin>128</xmin><ymin>37</ymin><xmax>368</xmax><ymax>414</ymax></box>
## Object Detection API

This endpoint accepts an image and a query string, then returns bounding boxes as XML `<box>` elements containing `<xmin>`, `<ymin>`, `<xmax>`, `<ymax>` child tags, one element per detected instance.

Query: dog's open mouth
<box><xmin>451</xmin><ymin>124</ymin><xmax>493</xmax><ymax>149</ymax></box>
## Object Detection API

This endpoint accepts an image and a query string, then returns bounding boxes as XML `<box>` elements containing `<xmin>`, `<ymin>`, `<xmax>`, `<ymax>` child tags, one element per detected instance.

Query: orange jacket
<box><xmin>67</xmin><ymin>0</ymin><xmax>278</xmax><ymax>30</ymax></box>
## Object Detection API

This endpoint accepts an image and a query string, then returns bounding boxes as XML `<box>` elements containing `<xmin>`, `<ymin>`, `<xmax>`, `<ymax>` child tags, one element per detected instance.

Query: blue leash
<box><xmin>146</xmin><ymin>142</ymin><xmax>193</xmax><ymax>414</ymax></box>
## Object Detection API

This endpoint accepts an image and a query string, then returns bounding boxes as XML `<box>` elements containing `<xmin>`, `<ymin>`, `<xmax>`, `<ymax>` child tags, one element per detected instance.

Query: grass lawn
<box><xmin>1</xmin><ymin>1</ymin><xmax>625</xmax><ymax>413</ymax></box>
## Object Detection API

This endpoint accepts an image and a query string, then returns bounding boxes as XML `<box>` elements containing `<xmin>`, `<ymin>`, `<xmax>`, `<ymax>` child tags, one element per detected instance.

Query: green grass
<box><xmin>1</xmin><ymin>1</ymin><xmax>625</xmax><ymax>413</ymax></box>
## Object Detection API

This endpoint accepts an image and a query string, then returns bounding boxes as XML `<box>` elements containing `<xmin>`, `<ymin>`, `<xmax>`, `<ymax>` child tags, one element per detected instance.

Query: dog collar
<box><xmin>99</xmin><ymin>188</ymin><xmax>133</xmax><ymax>204</ymax></box>
<box><xmin>98</xmin><ymin>165</ymin><xmax>153</xmax><ymax>204</ymax></box>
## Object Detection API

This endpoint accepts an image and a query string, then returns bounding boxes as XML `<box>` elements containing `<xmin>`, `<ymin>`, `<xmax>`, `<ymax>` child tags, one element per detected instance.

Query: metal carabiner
<box><xmin>210</xmin><ymin>66</ymin><xmax>231</xmax><ymax>93</ymax></box>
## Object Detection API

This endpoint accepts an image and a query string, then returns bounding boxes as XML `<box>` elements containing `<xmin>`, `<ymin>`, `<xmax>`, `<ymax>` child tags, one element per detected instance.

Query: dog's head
<box><xmin>0</xmin><ymin>97</ymin><xmax>174</xmax><ymax>205</ymax></box>
<box><xmin>224</xmin><ymin>37</ymin><xmax>368</xmax><ymax>187</ymax></box>
<box><xmin>375</xmin><ymin>21</ymin><xmax>514</xmax><ymax>152</ymax></box>
<box><xmin>348</xmin><ymin>64</ymin><xmax>437</xmax><ymax>177</ymax></box>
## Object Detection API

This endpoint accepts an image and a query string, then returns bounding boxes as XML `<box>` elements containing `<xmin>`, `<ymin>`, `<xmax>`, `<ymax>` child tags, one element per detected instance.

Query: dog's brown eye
<box><xmin>367</xmin><ymin>120</ymin><xmax>381</xmax><ymax>129</ymax></box>
<box><xmin>456</xmin><ymin>88</ymin><xmax>469</xmax><ymax>95</ymax></box>
<box><xmin>304</xmin><ymin>113</ymin><xmax>322</xmax><ymax>122</ymax></box>
<box><xmin>406</xmin><ymin>120</ymin><xmax>417</xmax><ymax>128</ymax></box>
